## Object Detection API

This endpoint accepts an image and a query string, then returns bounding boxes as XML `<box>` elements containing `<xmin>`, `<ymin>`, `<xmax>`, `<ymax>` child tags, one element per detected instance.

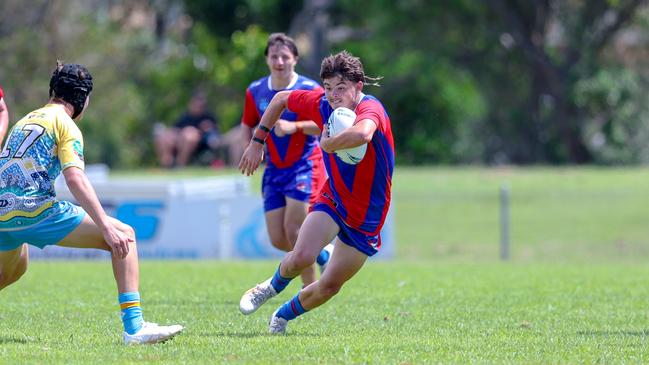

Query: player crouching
<box><xmin>0</xmin><ymin>62</ymin><xmax>183</xmax><ymax>345</ymax></box>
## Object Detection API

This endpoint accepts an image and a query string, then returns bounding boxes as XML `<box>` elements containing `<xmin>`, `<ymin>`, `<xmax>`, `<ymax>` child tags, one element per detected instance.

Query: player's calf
<box><xmin>312</xmin><ymin>279</ymin><xmax>343</xmax><ymax>303</ymax></box>
<box><xmin>0</xmin><ymin>245</ymin><xmax>28</xmax><ymax>290</ymax></box>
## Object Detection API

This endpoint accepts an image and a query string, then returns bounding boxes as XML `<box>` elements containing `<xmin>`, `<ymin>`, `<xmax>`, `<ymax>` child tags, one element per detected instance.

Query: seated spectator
<box><xmin>207</xmin><ymin>124</ymin><xmax>244</xmax><ymax>168</ymax></box>
<box><xmin>154</xmin><ymin>92</ymin><xmax>219</xmax><ymax>168</ymax></box>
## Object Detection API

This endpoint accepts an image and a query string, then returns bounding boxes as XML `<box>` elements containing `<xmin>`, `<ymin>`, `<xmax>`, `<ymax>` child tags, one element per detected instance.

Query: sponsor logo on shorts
<box><xmin>367</xmin><ymin>236</ymin><xmax>379</xmax><ymax>249</ymax></box>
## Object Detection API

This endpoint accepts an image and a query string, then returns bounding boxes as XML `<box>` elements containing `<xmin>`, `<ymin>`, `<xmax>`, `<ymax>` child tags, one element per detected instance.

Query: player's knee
<box><xmin>123</xmin><ymin>224</ymin><xmax>136</xmax><ymax>242</ymax></box>
<box><xmin>288</xmin><ymin>249</ymin><xmax>316</xmax><ymax>271</ymax></box>
<box><xmin>317</xmin><ymin>280</ymin><xmax>343</xmax><ymax>299</ymax></box>
<box><xmin>268</xmin><ymin>232</ymin><xmax>289</xmax><ymax>251</ymax></box>
<box><xmin>270</xmin><ymin>240</ymin><xmax>289</xmax><ymax>252</ymax></box>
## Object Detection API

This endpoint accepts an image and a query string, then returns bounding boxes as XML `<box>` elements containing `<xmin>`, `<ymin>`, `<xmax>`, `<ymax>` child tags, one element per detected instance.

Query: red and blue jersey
<box><xmin>241</xmin><ymin>74</ymin><xmax>323</xmax><ymax>169</ymax></box>
<box><xmin>287</xmin><ymin>90</ymin><xmax>395</xmax><ymax>235</ymax></box>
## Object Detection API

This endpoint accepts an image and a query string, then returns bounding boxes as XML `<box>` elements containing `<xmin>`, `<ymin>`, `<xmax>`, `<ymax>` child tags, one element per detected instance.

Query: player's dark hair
<box><xmin>264</xmin><ymin>33</ymin><xmax>299</xmax><ymax>57</ymax></box>
<box><xmin>49</xmin><ymin>61</ymin><xmax>93</xmax><ymax>119</ymax></box>
<box><xmin>320</xmin><ymin>50</ymin><xmax>382</xmax><ymax>86</ymax></box>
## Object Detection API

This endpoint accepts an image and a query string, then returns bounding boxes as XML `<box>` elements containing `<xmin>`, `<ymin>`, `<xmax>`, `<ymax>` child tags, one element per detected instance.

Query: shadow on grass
<box><xmin>577</xmin><ymin>330</ymin><xmax>649</xmax><ymax>337</ymax></box>
<box><xmin>0</xmin><ymin>335</ymin><xmax>30</xmax><ymax>344</ymax></box>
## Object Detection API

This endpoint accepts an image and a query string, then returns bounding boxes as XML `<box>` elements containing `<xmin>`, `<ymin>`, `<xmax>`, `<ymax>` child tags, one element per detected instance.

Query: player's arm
<box><xmin>63</xmin><ymin>167</ymin><xmax>133</xmax><ymax>258</ymax></box>
<box><xmin>320</xmin><ymin>119</ymin><xmax>376</xmax><ymax>153</ymax></box>
<box><xmin>240</xmin><ymin>124</ymin><xmax>253</xmax><ymax>148</ymax></box>
<box><xmin>240</xmin><ymin>88</ymin><xmax>260</xmax><ymax>148</ymax></box>
<box><xmin>0</xmin><ymin>97</ymin><xmax>8</xmax><ymax>143</ymax></box>
<box><xmin>274</xmin><ymin>119</ymin><xmax>320</xmax><ymax>137</ymax></box>
<box><xmin>239</xmin><ymin>90</ymin><xmax>291</xmax><ymax>175</ymax></box>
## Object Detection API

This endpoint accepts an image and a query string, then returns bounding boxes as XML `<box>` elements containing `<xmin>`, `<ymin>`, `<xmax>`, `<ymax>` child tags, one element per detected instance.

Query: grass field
<box><xmin>2</xmin><ymin>262</ymin><xmax>649</xmax><ymax>364</ymax></box>
<box><xmin>2</xmin><ymin>166</ymin><xmax>649</xmax><ymax>363</ymax></box>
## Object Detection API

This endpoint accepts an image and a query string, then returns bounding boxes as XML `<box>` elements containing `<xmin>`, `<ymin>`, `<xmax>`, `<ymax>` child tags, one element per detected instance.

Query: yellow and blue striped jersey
<box><xmin>0</xmin><ymin>104</ymin><xmax>84</xmax><ymax>230</ymax></box>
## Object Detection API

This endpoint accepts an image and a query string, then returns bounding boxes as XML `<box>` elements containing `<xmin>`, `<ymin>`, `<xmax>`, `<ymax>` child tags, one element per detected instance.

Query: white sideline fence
<box><xmin>29</xmin><ymin>165</ymin><xmax>394</xmax><ymax>259</ymax></box>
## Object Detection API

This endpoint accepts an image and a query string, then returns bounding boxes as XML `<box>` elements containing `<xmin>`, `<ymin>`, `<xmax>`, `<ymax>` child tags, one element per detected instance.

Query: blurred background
<box><xmin>2</xmin><ymin>0</ymin><xmax>649</xmax><ymax>261</ymax></box>
<box><xmin>2</xmin><ymin>0</ymin><xmax>648</xmax><ymax>168</ymax></box>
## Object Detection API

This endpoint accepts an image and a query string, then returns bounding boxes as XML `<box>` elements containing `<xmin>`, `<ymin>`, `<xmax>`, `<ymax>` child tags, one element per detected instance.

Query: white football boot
<box><xmin>268</xmin><ymin>309</ymin><xmax>288</xmax><ymax>334</ymax></box>
<box><xmin>318</xmin><ymin>243</ymin><xmax>335</xmax><ymax>273</ymax></box>
<box><xmin>239</xmin><ymin>278</ymin><xmax>277</xmax><ymax>315</ymax></box>
<box><xmin>123</xmin><ymin>322</ymin><xmax>184</xmax><ymax>345</ymax></box>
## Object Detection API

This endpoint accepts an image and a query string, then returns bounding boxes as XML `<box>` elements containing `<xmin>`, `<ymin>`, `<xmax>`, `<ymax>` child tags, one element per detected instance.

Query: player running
<box><xmin>238</xmin><ymin>50</ymin><xmax>394</xmax><ymax>333</ymax></box>
<box><xmin>241</xmin><ymin>33</ymin><xmax>332</xmax><ymax>286</ymax></box>
<box><xmin>0</xmin><ymin>62</ymin><xmax>183</xmax><ymax>345</ymax></box>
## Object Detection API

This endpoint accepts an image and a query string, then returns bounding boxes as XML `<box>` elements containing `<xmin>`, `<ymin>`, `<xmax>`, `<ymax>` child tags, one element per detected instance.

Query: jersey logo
<box><xmin>259</xmin><ymin>99</ymin><xmax>269</xmax><ymax>113</ymax></box>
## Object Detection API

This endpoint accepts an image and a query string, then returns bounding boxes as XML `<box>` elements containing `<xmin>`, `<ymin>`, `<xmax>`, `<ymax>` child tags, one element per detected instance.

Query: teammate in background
<box><xmin>0</xmin><ymin>62</ymin><xmax>183</xmax><ymax>345</ymax></box>
<box><xmin>241</xmin><ymin>32</ymin><xmax>332</xmax><ymax>286</ymax></box>
<box><xmin>238</xmin><ymin>50</ymin><xmax>394</xmax><ymax>333</ymax></box>
<box><xmin>0</xmin><ymin>84</ymin><xmax>9</xmax><ymax>143</ymax></box>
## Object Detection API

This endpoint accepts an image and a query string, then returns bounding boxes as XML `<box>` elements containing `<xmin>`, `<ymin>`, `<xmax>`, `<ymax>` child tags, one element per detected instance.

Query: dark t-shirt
<box><xmin>174</xmin><ymin>112</ymin><xmax>218</xmax><ymax>130</ymax></box>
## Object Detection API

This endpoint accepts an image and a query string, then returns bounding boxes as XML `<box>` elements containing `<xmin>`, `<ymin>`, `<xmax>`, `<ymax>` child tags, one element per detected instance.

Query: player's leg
<box><xmin>284</xmin><ymin>197</ymin><xmax>317</xmax><ymax>285</ymax></box>
<box><xmin>268</xmin><ymin>238</ymin><xmax>367</xmax><ymax>334</ymax></box>
<box><xmin>58</xmin><ymin>214</ymin><xmax>183</xmax><ymax>344</ymax></box>
<box><xmin>57</xmin><ymin>215</ymin><xmax>138</xmax><ymax>292</ymax></box>
<box><xmin>0</xmin><ymin>244</ymin><xmax>29</xmax><ymax>291</ymax></box>
<box><xmin>239</xmin><ymin>211</ymin><xmax>338</xmax><ymax>315</ymax></box>
<box><xmin>264</xmin><ymin>207</ymin><xmax>290</xmax><ymax>252</ymax></box>
<box><xmin>262</xmin><ymin>170</ymin><xmax>292</xmax><ymax>252</ymax></box>
<box><xmin>279</xmin><ymin>211</ymin><xmax>338</xmax><ymax>278</ymax></box>
<box><xmin>176</xmin><ymin>126</ymin><xmax>201</xmax><ymax>166</ymax></box>
<box><xmin>297</xmin><ymin>239</ymin><xmax>367</xmax><ymax>309</ymax></box>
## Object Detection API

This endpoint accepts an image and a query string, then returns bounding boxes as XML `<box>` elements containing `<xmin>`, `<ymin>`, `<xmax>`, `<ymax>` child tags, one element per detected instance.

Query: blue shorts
<box><xmin>0</xmin><ymin>201</ymin><xmax>86</xmax><ymax>251</ymax></box>
<box><xmin>262</xmin><ymin>160</ymin><xmax>323</xmax><ymax>212</ymax></box>
<box><xmin>312</xmin><ymin>202</ymin><xmax>380</xmax><ymax>257</ymax></box>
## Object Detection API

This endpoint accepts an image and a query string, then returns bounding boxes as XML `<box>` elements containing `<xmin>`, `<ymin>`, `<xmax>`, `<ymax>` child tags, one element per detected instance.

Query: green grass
<box><xmin>4</xmin><ymin>166</ymin><xmax>647</xmax><ymax>363</ymax></box>
<box><xmin>2</xmin><ymin>261</ymin><xmax>649</xmax><ymax>364</ymax></box>
<box><xmin>392</xmin><ymin>166</ymin><xmax>649</xmax><ymax>262</ymax></box>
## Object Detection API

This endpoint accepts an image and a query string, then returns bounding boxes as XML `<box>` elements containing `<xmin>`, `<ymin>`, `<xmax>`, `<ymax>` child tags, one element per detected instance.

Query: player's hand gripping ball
<box><xmin>326</xmin><ymin>107</ymin><xmax>367</xmax><ymax>164</ymax></box>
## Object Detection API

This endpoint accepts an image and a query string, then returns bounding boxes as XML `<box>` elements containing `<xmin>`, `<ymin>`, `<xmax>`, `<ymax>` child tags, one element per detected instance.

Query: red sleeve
<box><xmin>0</xmin><ymin>86</ymin><xmax>4</xmax><ymax>99</ymax></box>
<box><xmin>241</xmin><ymin>89</ymin><xmax>260</xmax><ymax>127</ymax></box>
<box><xmin>355</xmin><ymin>100</ymin><xmax>384</xmax><ymax>132</ymax></box>
<box><xmin>287</xmin><ymin>90</ymin><xmax>325</xmax><ymax>129</ymax></box>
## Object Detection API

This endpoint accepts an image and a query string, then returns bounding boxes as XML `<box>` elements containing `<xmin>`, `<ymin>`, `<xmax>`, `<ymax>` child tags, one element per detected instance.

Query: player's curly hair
<box><xmin>264</xmin><ymin>33</ymin><xmax>299</xmax><ymax>57</ymax></box>
<box><xmin>49</xmin><ymin>61</ymin><xmax>93</xmax><ymax>119</ymax></box>
<box><xmin>320</xmin><ymin>51</ymin><xmax>382</xmax><ymax>86</ymax></box>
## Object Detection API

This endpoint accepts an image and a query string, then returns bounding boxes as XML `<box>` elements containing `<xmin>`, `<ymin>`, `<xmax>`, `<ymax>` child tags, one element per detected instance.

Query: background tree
<box><xmin>1</xmin><ymin>0</ymin><xmax>648</xmax><ymax>167</ymax></box>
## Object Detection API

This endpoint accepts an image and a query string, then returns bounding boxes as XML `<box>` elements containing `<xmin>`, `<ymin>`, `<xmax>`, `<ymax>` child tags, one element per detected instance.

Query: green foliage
<box><xmin>330</xmin><ymin>1</ymin><xmax>489</xmax><ymax>164</ymax></box>
<box><xmin>574</xmin><ymin>68</ymin><xmax>649</xmax><ymax>164</ymax></box>
<box><xmin>141</xmin><ymin>23</ymin><xmax>268</xmax><ymax>157</ymax></box>
<box><xmin>2</xmin><ymin>0</ymin><xmax>648</xmax><ymax>167</ymax></box>
<box><xmin>184</xmin><ymin>0</ymin><xmax>302</xmax><ymax>37</ymax></box>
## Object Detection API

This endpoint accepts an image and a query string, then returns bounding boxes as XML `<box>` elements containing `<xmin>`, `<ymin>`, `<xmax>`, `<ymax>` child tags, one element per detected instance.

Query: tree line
<box><xmin>1</xmin><ymin>0</ymin><xmax>647</xmax><ymax>167</ymax></box>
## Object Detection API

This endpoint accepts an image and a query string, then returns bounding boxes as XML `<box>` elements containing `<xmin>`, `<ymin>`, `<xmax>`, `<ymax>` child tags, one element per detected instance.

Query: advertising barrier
<box><xmin>29</xmin><ymin>166</ymin><xmax>394</xmax><ymax>259</ymax></box>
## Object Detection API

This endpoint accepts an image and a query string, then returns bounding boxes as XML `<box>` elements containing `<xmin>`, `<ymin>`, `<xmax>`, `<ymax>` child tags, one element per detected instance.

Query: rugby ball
<box><xmin>327</xmin><ymin>107</ymin><xmax>367</xmax><ymax>165</ymax></box>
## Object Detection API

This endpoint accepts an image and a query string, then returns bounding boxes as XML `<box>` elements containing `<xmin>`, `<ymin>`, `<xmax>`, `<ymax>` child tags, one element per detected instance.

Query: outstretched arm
<box><xmin>63</xmin><ymin>167</ymin><xmax>133</xmax><ymax>258</ymax></box>
<box><xmin>274</xmin><ymin>120</ymin><xmax>321</xmax><ymax>137</ymax></box>
<box><xmin>238</xmin><ymin>90</ymin><xmax>291</xmax><ymax>175</ymax></box>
